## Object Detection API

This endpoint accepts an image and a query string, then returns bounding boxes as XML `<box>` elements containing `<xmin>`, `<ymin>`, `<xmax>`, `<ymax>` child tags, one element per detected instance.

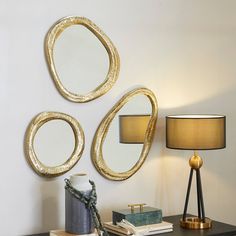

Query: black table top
<box><xmin>26</xmin><ymin>214</ymin><xmax>236</xmax><ymax>236</ymax></box>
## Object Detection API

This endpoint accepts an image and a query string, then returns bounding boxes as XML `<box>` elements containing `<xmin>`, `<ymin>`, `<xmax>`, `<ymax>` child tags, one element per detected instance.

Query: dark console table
<box><xmin>26</xmin><ymin>214</ymin><xmax>236</xmax><ymax>236</ymax></box>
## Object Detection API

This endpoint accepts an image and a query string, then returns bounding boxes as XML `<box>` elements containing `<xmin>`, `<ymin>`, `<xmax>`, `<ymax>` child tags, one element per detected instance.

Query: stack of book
<box><xmin>108</xmin><ymin>205</ymin><xmax>173</xmax><ymax>235</ymax></box>
<box><xmin>103</xmin><ymin>221</ymin><xmax>173</xmax><ymax>236</ymax></box>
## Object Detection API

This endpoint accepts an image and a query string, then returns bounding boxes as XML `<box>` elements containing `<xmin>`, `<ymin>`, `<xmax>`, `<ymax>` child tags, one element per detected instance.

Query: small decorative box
<box><xmin>112</xmin><ymin>204</ymin><xmax>162</xmax><ymax>227</ymax></box>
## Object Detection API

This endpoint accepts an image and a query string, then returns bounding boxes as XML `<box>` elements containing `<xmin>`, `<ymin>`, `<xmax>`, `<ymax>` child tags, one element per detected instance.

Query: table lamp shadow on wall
<box><xmin>166</xmin><ymin>115</ymin><xmax>226</xmax><ymax>229</ymax></box>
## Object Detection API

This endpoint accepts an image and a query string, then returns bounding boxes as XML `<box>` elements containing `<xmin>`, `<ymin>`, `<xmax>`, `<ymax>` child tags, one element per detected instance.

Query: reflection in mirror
<box><xmin>45</xmin><ymin>16</ymin><xmax>120</xmax><ymax>103</ymax></box>
<box><xmin>91</xmin><ymin>87</ymin><xmax>158</xmax><ymax>181</ymax></box>
<box><xmin>34</xmin><ymin>120</ymin><xmax>75</xmax><ymax>167</ymax></box>
<box><xmin>25</xmin><ymin>112</ymin><xmax>85</xmax><ymax>177</ymax></box>
<box><xmin>103</xmin><ymin>95</ymin><xmax>151</xmax><ymax>173</ymax></box>
<box><xmin>53</xmin><ymin>25</ymin><xmax>109</xmax><ymax>95</ymax></box>
<box><xmin>119</xmin><ymin>115</ymin><xmax>151</xmax><ymax>144</ymax></box>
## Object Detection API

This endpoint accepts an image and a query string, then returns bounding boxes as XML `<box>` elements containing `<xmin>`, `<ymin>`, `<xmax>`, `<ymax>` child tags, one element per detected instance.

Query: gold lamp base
<box><xmin>180</xmin><ymin>217</ymin><xmax>212</xmax><ymax>229</ymax></box>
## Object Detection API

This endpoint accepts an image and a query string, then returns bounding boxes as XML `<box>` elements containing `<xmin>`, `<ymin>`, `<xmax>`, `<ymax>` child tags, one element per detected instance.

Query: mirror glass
<box><xmin>103</xmin><ymin>95</ymin><xmax>152</xmax><ymax>172</ymax></box>
<box><xmin>34</xmin><ymin>120</ymin><xmax>75</xmax><ymax>167</ymax></box>
<box><xmin>53</xmin><ymin>25</ymin><xmax>109</xmax><ymax>94</ymax></box>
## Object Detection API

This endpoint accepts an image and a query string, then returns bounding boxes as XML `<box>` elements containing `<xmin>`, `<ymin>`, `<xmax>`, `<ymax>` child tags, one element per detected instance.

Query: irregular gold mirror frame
<box><xmin>25</xmin><ymin>112</ymin><xmax>85</xmax><ymax>177</ymax></box>
<box><xmin>91</xmin><ymin>88</ymin><xmax>158</xmax><ymax>181</ymax></box>
<box><xmin>45</xmin><ymin>16</ymin><xmax>120</xmax><ymax>103</ymax></box>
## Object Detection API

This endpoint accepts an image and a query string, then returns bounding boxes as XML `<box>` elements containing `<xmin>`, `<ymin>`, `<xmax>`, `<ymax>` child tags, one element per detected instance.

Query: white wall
<box><xmin>1</xmin><ymin>0</ymin><xmax>236</xmax><ymax>235</ymax></box>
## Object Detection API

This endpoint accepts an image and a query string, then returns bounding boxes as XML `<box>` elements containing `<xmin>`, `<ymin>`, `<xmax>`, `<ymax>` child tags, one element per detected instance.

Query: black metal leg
<box><xmin>196</xmin><ymin>169</ymin><xmax>206</xmax><ymax>223</ymax></box>
<box><xmin>196</xmin><ymin>170</ymin><xmax>202</xmax><ymax>219</ymax></box>
<box><xmin>183</xmin><ymin>168</ymin><xmax>194</xmax><ymax>221</ymax></box>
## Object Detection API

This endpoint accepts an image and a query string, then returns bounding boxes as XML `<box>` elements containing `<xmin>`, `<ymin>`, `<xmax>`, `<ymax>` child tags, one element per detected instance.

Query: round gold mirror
<box><xmin>25</xmin><ymin>112</ymin><xmax>85</xmax><ymax>177</ymax></box>
<box><xmin>45</xmin><ymin>16</ymin><xmax>120</xmax><ymax>103</ymax></box>
<box><xmin>91</xmin><ymin>88</ymin><xmax>158</xmax><ymax>181</ymax></box>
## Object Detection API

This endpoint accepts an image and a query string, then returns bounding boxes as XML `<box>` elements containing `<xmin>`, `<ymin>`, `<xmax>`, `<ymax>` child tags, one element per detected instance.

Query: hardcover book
<box><xmin>104</xmin><ymin>221</ymin><xmax>173</xmax><ymax>236</ymax></box>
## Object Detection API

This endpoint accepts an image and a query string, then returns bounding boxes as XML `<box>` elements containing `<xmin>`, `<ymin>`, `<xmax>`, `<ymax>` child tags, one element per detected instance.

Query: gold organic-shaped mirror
<box><xmin>45</xmin><ymin>16</ymin><xmax>120</xmax><ymax>103</ymax></box>
<box><xmin>25</xmin><ymin>112</ymin><xmax>84</xmax><ymax>177</ymax></box>
<box><xmin>91</xmin><ymin>88</ymin><xmax>158</xmax><ymax>181</ymax></box>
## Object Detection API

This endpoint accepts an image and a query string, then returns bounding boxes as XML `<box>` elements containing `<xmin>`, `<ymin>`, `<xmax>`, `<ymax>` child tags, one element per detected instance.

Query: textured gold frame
<box><xmin>25</xmin><ymin>112</ymin><xmax>85</xmax><ymax>177</ymax></box>
<box><xmin>45</xmin><ymin>16</ymin><xmax>120</xmax><ymax>103</ymax></box>
<box><xmin>91</xmin><ymin>88</ymin><xmax>158</xmax><ymax>181</ymax></box>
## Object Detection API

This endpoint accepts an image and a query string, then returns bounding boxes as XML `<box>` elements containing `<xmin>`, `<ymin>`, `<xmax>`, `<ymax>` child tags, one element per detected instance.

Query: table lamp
<box><xmin>166</xmin><ymin>115</ymin><xmax>226</xmax><ymax>229</ymax></box>
<box><xmin>119</xmin><ymin>115</ymin><xmax>150</xmax><ymax>143</ymax></box>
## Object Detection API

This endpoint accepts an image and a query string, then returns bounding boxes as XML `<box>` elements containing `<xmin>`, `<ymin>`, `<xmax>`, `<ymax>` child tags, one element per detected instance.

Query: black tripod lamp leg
<box><xmin>196</xmin><ymin>170</ymin><xmax>202</xmax><ymax>219</ymax></box>
<box><xmin>196</xmin><ymin>169</ymin><xmax>206</xmax><ymax>222</ymax></box>
<box><xmin>183</xmin><ymin>168</ymin><xmax>194</xmax><ymax>221</ymax></box>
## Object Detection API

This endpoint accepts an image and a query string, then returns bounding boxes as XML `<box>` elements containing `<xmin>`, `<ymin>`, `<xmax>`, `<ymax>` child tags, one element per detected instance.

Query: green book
<box><xmin>112</xmin><ymin>207</ymin><xmax>162</xmax><ymax>227</ymax></box>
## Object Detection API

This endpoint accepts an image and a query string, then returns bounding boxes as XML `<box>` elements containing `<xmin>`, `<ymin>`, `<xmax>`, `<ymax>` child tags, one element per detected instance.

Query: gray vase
<box><xmin>65</xmin><ymin>174</ymin><xmax>94</xmax><ymax>234</ymax></box>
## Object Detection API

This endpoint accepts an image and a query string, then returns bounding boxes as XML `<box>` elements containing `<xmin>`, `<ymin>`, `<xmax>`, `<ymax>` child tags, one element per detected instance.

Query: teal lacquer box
<box><xmin>112</xmin><ymin>204</ymin><xmax>162</xmax><ymax>227</ymax></box>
